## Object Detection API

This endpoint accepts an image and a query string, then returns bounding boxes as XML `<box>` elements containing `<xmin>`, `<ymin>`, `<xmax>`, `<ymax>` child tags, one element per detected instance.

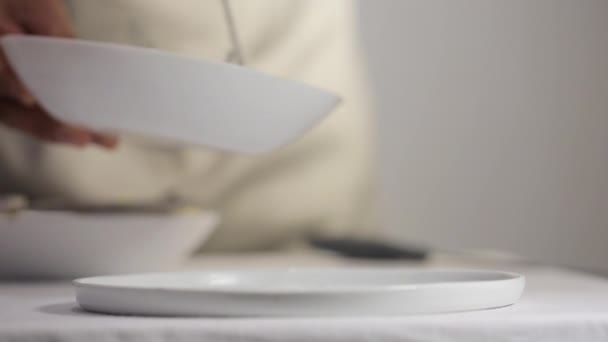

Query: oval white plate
<box><xmin>0</xmin><ymin>35</ymin><xmax>339</xmax><ymax>153</ymax></box>
<box><xmin>75</xmin><ymin>269</ymin><xmax>525</xmax><ymax>317</ymax></box>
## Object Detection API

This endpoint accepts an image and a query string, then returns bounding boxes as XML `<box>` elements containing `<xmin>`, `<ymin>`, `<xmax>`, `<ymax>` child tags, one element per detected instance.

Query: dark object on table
<box><xmin>309</xmin><ymin>237</ymin><xmax>428</xmax><ymax>261</ymax></box>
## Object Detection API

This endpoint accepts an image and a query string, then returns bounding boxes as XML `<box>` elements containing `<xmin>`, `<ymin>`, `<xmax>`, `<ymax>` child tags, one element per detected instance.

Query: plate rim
<box><xmin>73</xmin><ymin>268</ymin><xmax>525</xmax><ymax>295</ymax></box>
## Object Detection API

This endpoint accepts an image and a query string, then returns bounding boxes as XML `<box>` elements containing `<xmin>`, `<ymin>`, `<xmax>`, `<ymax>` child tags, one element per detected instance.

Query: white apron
<box><xmin>0</xmin><ymin>0</ymin><xmax>376</xmax><ymax>250</ymax></box>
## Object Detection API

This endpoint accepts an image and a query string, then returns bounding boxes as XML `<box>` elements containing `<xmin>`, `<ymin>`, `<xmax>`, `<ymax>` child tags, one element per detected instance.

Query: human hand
<box><xmin>0</xmin><ymin>0</ymin><xmax>117</xmax><ymax>148</ymax></box>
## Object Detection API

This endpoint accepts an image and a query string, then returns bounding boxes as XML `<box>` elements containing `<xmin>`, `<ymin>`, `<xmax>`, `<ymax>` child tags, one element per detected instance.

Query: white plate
<box><xmin>0</xmin><ymin>210</ymin><xmax>218</xmax><ymax>279</ymax></box>
<box><xmin>0</xmin><ymin>35</ymin><xmax>339</xmax><ymax>153</ymax></box>
<box><xmin>75</xmin><ymin>269</ymin><xmax>525</xmax><ymax>317</ymax></box>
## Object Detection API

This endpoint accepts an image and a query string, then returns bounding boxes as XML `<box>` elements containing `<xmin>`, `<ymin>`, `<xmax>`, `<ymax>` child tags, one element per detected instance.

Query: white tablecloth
<box><xmin>2</xmin><ymin>251</ymin><xmax>608</xmax><ymax>342</ymax></box>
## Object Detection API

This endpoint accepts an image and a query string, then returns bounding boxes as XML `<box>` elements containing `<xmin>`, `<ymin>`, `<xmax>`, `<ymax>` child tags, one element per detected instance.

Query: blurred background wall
<box><xmin>359</xmin><ymin>0</ymin><xmax>608</xmax><ymax>272</ymax></box>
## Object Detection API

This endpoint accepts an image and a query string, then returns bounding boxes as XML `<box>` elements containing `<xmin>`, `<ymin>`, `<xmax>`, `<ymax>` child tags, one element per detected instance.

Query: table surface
<box><xmin>2</xmin><ymin>250</ymin><xmax>608</xmax><ymax>342</ymax></box>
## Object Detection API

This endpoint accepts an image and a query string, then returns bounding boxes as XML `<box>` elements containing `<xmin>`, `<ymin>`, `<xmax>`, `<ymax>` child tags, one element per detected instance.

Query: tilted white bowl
<box><xmin>0</xmin><ymin>35</ymin><xmax>339</xmax><ymax>153</ymax></box>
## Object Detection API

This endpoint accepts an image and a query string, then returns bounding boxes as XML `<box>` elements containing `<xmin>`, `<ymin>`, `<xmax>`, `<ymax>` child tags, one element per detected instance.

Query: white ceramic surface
<box><xmin>0</xmin><ymin>210</ymin><xmax>218</xmax><ymax>279</ymax></box>
<box><xmin>0</xmin><ymin>35</ymin><xmax>339</xmax><ymax>153</ymax></box>
<box><xmin>75</xmin><ymin>269</ymin><xmax>525</xmax><ymax>317</ymax></box>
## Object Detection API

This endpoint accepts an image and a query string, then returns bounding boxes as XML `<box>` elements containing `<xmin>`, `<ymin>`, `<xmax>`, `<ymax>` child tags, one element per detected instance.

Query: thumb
<box><xmin>11</xmin><ymin>0</ymin><xmax>74</xmax><ymax>37</ymax></box>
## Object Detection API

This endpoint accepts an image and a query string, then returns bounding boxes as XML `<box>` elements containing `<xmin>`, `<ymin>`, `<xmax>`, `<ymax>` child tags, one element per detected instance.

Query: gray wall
<box><xmin>359</xmin><ymin>1</ymin><xmax>608</xmax><ymax>272</ymax></box>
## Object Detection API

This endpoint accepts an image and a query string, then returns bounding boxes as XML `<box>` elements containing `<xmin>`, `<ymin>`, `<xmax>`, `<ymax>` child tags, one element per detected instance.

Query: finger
<box><xmin>0</xmin><ymin>50</ymin><xmax>35</xmax><ymax>106</ymax></box>
<box><xmin>0</xmin><ymin>100</ymin><xmax>118</xmax><ymax>149</ymax></box>
<box><xmin>11</xmin><ymin>0</ymin><xmax>74</xmax><ymax>37</ymax></box>
<box><xmin>0</xmin><ymin>101</ymin><xmax>91</xmax><ymax>146</ymax></box>
<box><xmin>0</xmin><ymin>22</ymin><xmax>34</xmax><ymax>105</ymax></box>
<box><xmin>51</xmin><ymin>125</ymin><xmax>92</xmax><ymax>146</ymax></box>
<box><xmin>91</xmin><ymin>133</ymin><xmax>120</xmax><ymax>149</ymax></box>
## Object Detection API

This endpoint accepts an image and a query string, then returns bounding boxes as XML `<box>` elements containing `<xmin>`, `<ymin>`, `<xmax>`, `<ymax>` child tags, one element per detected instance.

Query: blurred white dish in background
<box><xmin>0</xmin><ymin>35</ymin><xmax>339</xmax><ymax>153</ymax></box>
<box><xmin>75</xmin><ymin>269</ymin><xmax>525</xmax><ymax>317</ymax></box>
<box><xmin>0</xmin><ymin>209</ymin><xmax>218</xmax><ymax>279</ymax></box>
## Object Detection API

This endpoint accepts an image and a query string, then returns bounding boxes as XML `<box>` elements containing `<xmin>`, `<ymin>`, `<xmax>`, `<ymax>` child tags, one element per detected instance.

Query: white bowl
<box><xmin>0</xmin><ymin>35</ymin><xmax>339</xmax><ymax>153</ymax></box>
<box><xmin>0</xmin><ymin>210</ymin><xmax>218</xmax><ymax>279</ymax></box>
